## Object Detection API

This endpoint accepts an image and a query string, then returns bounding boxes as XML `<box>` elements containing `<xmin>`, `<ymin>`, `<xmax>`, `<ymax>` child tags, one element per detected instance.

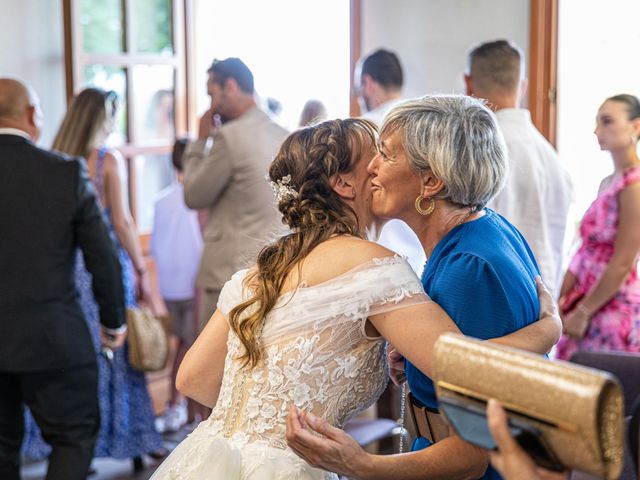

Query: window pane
<box><xmin>134</xmin><ymin>153</ymin><xmax>175</xmax><ymax>232</ymax></box>
<box><xmin>132</xmin><ymin>65</ymin><xmax>175</xmax><ymax>143</ymax></box>
<box><xmin>83</xmin><ymin>65</ymin><xmax>128</xmax><ymax>145</ymax></box>
<box><xmin>80</xmin><ymin>0</ymin><xmax>124</xmax><ymax>53</ymax></box>
<box><xmin>134</xmin><ymin>0</ymin><xmax>173</xmax><ymax>54</ymax></box>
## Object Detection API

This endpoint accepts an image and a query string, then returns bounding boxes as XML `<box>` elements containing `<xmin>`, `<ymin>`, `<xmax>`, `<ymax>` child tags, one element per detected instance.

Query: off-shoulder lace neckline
<box><xmin>281</xmin><ymin>254</ymin><xmax>404</xmax><ymax>295</ymax></box>
<box><xmin>240</xmin><ymin>255</ymin><xmax>406</xmax><ymax>306</ymax></box>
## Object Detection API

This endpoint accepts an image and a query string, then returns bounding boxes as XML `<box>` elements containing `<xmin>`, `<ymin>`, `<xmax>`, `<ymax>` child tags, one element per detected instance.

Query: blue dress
<box><xmin>22</xmin><ymin>148</ymin><xmax>163</xmax><ymax>459</ymax></box>
<box><xmin>405</xmin><ymin>209</ymin><xmax>540</xmax><ymax>480</ymax></box>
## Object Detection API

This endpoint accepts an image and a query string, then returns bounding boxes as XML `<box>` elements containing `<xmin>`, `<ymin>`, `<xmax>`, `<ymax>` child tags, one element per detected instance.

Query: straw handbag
<box><xmin>126</xmin><ymin>307</ymin><xmax>169</xmax><ymax>372</ymax></box>
<box><xmin>432</xmin><ymin>333</ymin><xmax>625</xmax><ymax>479</ymax></box>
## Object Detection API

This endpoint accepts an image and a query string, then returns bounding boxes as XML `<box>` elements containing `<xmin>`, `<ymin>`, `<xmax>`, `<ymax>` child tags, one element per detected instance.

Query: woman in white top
<box><xmin>151</xmin><ymin>118</ymin><xmax>559</xmax><ymax>479</ymax></box>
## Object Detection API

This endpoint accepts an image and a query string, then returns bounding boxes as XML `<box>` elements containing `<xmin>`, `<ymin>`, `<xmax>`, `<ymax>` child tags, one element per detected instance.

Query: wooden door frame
<box><xmin>62</xmin><ymin>0</ymin><xmax>189</xmax><ymax>230</ymax></box>
<box><xmin>528</xmin><ymin>0</ymin><xmax>558</xmax><ymax>146</ymax></box>
<box><xmin>350</xmin><ymin>0</ymin><xmax>362</xmax><ymax>117</ymax></box>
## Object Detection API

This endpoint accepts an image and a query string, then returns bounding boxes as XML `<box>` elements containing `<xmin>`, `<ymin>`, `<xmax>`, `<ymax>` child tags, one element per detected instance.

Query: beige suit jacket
<box><xmin>183</xmin><ymin>107</ymin><xmax>288</xmax><ymax>290</ymax></box>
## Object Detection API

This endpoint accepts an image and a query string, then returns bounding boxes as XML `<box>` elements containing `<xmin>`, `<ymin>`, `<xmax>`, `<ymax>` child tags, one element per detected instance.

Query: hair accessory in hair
<box><xmin>269</xmin><ymin>174</ymin><xmax>298</xmax><ymax>202</ymax></box>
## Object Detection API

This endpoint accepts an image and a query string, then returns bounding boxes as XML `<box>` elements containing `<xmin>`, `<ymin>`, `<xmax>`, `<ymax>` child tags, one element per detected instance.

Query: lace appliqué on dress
<box><xmin>151</xmin><ymin>256</ymin><xmax>428</xmax><ymax>480</ymax></box>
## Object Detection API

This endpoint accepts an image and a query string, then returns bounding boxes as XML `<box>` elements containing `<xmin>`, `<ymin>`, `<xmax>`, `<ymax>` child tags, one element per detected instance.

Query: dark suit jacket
<box><xmin>0</xmin><ymin>134</ymin><xmax>125</xmax><ymax>372</ymax></box>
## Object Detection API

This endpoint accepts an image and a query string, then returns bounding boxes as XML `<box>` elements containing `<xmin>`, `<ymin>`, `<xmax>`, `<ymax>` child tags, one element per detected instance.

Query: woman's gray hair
<box><xmin>380</xmin><ymin>94</ymin><xmax>508</xmax><ymax>210</ymax></box>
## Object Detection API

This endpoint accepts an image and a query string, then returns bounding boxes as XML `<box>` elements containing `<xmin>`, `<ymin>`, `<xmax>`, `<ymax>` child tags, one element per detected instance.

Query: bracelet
<box><xmin>576</xmin><ymin>302</ymin><xmax>592</xmax><ymax>316</ymax></box>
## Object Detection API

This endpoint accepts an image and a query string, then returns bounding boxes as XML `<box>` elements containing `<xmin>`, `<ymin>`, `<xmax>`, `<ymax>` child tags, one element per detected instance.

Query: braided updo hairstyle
<box><xmin>228</xmin><ymin>118</ymin><xmax>378</xmax><ymax>368</ymax></box>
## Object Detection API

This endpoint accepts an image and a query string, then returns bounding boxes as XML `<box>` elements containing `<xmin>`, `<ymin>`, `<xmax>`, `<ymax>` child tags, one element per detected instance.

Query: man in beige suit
<box><xmin>183</xmin><ymin>57</ymin><xmax>288</xmax><ymax>329</ymax></box>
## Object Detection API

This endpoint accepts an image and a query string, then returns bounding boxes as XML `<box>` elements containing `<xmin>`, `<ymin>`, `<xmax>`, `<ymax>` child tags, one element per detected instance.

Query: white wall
<box><xmin>557</xmin><ymin>0</ymin><xmax>640</xmax><ymax>219</ymax></box>
<box><xmin>0</xmin><ymin>0</ymin><xmax>66</xmax><ymax>147</ymax></box>
<box><xmin>192</xmin><ymin>0</ymin><xmax>351</xmax><ymax>130</ymax></box>
<box><xmin>362</xmin><ymin>0</ymin><xmax>530</xmax><ymax>98</ymax></box>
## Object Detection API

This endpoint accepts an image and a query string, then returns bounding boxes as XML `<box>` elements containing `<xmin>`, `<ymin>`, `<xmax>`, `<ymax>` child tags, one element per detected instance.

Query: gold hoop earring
<box><xmin>415</xmin><ymin>195</ymin><xmax>435</xmax><ymax>216</ymax></box>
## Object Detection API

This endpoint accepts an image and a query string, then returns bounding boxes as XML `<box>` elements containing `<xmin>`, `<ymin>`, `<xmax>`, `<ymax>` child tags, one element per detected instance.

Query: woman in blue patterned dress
<box><xmin>22</xmin><ymin>88</ymin><xmax>163</xmax><ymax>472</ymax></box>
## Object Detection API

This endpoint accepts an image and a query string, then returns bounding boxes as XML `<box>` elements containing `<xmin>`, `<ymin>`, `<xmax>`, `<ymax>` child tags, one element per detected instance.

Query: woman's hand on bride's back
<box><xmin>286</xmin><ymin>405</ymin><xmax>371</xmax><ymax>478</ymax></box>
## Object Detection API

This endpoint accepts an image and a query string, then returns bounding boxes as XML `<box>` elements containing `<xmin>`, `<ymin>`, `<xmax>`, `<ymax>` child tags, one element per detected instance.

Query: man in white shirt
<box><xmin>354</xmin><ymin>49</ymin><xmax>426</xmax><ymax>274</ymax></box>
<box><xmin>464</xmin><ymin>39</ymin><xmax>574</xmax><ymax>297</ymax></box>
<box><xmin>356</xmin><ymin>49</ymin><xmax>404</xmax><ymax>126</ymax></box>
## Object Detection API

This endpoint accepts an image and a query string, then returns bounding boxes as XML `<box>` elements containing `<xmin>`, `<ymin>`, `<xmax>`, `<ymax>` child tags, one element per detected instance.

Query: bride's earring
<box><xmin>415</xmin><ymin>195</ymin><xmax>435</xmax><ymax>216</ymax></box>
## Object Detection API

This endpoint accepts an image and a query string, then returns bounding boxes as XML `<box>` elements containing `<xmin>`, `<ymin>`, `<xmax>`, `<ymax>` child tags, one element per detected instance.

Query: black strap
<box><xmin>629</xmin><ymin>397</ymin><xmax>640</xmax><ymax>478</ymax></box>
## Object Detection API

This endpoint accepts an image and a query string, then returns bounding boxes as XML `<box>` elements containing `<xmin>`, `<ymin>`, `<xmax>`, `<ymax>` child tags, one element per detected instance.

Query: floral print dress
<box><xmin>556</xmin><ymin>166</ymin><xmax>640</xmax><ymax>359</ymax></box>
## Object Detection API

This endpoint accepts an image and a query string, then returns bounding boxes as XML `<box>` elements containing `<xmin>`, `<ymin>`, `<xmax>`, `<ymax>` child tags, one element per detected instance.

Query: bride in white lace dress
<box><xmin>151</xmin><ymin>119</ymin><xmax>557</xmax><ymax>479</ymax></box>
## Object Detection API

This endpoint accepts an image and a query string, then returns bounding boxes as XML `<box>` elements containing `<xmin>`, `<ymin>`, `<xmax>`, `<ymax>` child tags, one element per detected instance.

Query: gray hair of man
<box><xmin>380</xmin><ymin>94</ymin><xmax>508</xmax><ymax>211</ymax></box>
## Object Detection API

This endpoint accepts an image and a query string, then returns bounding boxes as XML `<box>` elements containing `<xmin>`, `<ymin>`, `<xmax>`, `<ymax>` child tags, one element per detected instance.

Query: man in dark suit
<box><xmin>0</xmin><ymin>78</ymin><xmax>126</xmax><ymax>480</ymax></box>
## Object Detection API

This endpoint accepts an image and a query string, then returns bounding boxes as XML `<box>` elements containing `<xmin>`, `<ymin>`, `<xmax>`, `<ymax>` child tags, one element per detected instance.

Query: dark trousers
<box><xmin>0</xmin><ymin>364</ymin><xmax>99</xmax><ymax>480</ymax></box>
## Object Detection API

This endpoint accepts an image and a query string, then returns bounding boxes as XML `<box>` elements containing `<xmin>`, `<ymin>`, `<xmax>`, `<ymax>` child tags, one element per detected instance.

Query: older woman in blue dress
<box><xmin>287</xmin><ymin>95</ymin><xmax>555</xmax><ymax>479</ymax></box>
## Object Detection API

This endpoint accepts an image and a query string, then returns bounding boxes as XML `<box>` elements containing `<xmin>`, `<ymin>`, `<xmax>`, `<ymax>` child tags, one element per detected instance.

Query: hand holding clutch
<box><xmin>487</xmin><ymin>399</ymin><xmax>569</xmax><ymax>480</ymax></box>
<box><xmin>432</xmin><ymin>333</ymin><xmax>625</xmax><ymax>479</ymax></box>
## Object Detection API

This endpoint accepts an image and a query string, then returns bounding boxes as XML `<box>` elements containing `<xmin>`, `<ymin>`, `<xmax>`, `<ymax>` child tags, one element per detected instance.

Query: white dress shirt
<box><xmin>0</xmin><ymin>128</ymin><xmax>31</xmax><ymax>140</ymax></box>
<box><xmin>490</xmin><ymin>108</ymin><xmax>574</xmax><ymax>297</ymax></box>
<box><xmin>361</xmin><ymin>98</ymin><xmax>404</xmax><ymax>127</ymax></box>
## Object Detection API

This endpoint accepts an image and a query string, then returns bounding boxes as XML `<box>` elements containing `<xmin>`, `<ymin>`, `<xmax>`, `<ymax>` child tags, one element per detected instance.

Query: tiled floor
<box><xmin>19</xmin><ymin>423</ymin><xmax>397</xmax><ymax>479</ymax></box>
<box><xmin>22</xmin><ymin>457</ymin><xmax>158</xmax><ymax>480</ymax></box>
<box><xmin>20</xmin><ymin>429</ymin><xmax>188</xmax><ymax>480</ymax></box>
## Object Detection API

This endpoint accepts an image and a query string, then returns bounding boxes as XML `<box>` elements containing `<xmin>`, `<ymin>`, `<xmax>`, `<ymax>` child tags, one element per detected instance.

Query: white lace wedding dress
<box><xmin>151</xmin><ymin>256</ymin><xmax>428</xmax><ymax>479</ymax></box>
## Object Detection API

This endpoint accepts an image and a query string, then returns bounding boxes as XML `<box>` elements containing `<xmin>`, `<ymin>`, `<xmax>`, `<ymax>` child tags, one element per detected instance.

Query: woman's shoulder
<box><xmin>429</xmin><ymin>249</ymin><xmax>491</xmax><ymax>282</ymax></box>
<box><xmin>287</xmin><ymin>236</ymin><xmax>405</xmax><ymax>289</ymax></box>
<box><xmin>599</xmin><ymin>167</ymin><xmax>640</xmax><ymax>195</ymax></box>
<box><xmin>219</xmin><ymin>240</ymin><xmax>410</xmax><ymax>312</ymax></box>
<box><xmin>433</xmin><ymin>216</ymin><xmax>529</xmax><ymax>278</ymax></box>
<box><xmin>461</xmin><ymin>210</ymin><xmax>532</xmax><ymax>254</ymax></box>
<box><xmin>621</xmin><ymin>166</ymin><xmax>640</xmax><ymax>188</ymax></box>
<box><xmin>217</xmin><ymin>268</ymin><xmax>250</xmax><ymax>315</ymax></box>
<box><xmin>99</xmin><ymin>148</ymin><xmax>127</xmax><ymax>179</ymax></box>
<box><xmin>316</xmin><ymin>236</ymin><xmax>398</xmax><ymax>268</ymax></box>
<box><xmin>100</xmin><ymin>148</ymin><xmax>124</xmax><ymax>168</ymax></box>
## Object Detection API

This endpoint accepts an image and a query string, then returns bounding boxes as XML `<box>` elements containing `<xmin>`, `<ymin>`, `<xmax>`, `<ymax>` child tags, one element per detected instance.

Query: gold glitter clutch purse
<box><xmin>432</xmin><ymin>333</ymin><xmax>625</xmax><ymax>479</ymax></box>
